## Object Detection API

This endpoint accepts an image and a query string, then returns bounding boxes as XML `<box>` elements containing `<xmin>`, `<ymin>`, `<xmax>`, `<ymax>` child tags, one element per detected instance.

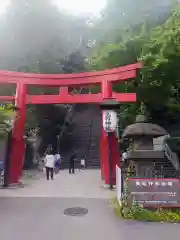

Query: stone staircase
<box><xmin>153</xmin><ymin>136</ymin><xmax>180</xmax><ymax>177</ymax></box>
<box><xmin>60</xmin><ymin>104</ymin><xmax>101</xmax><ymax>169</ymax></box>
<box><xmin>153</xmin><ymin>156</ymin><xmax>178</xmax><ymax>178</ymax></box>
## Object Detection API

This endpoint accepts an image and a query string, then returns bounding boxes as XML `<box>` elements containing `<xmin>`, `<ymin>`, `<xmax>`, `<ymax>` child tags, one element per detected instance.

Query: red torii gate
<box><xmin>0</xmin><ymin>62</ymin><xmax>141</xmax><ymax>185</ymax></box>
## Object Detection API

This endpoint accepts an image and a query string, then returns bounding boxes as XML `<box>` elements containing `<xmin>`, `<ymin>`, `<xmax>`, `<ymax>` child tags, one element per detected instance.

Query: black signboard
<box><xmin>127</xmin><ymin>178</ymin><xmax>180</xmax><ymax>207</ymax></box>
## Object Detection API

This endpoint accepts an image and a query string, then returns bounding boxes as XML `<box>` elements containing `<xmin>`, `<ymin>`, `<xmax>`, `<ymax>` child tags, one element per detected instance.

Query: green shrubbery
<box><xmin>111</xmin><ymin>182</ymin><xmax>180</xmax><ymax>222</ymax></box>
<box><xmin>111</xmin><ymin>197</ymin><xmax>180</xmax><ymax>222</ymax></box>
<box><xmin>0</xmin><ymin>105</ymin><xmax>15</xmax><ymax>139</ymax></box>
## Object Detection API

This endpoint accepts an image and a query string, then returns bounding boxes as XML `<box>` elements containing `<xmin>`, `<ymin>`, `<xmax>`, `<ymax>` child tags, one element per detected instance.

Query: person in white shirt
<box><xmin>44</xmin><ymin>149</ymin><xmax>55</xmax><ymax>180</ymax></box>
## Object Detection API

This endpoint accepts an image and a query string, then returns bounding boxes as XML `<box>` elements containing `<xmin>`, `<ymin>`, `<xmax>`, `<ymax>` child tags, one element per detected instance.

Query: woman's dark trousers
<box><xmin>46</xmin><ymin>167</ymin><xmax>54</xmax><ymax>180</ymax></box>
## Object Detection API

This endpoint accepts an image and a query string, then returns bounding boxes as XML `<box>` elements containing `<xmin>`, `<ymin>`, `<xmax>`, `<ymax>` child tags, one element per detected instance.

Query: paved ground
<box><xmin>0</xmin><ymin>170</ymin><xmax>179</xmax><ymax>240</ymax></box>
<box><xmin>0</xmin><ymin>169</ymin><xmax>113</xmax><ymax>198</ymax></box>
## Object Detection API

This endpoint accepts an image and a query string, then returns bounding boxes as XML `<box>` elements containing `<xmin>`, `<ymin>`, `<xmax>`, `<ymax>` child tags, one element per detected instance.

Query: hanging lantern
<box><xmin>100</xmin><ymin>99</ymin><xmax>120</xmax><ymax>133</ymax></box>
<box><xmin>102</xmin><ymin>110</ymin><xmax>118</xmax><ymax>132</ymax></box>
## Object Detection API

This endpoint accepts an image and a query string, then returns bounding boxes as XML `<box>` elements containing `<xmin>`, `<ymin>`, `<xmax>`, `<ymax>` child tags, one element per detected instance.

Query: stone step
<box><xmin>60</xmin><ymin>104</ymin><xmax>101</xmax><ymax>169</ymax></box>
<box><xmin>154</xmin><ymin>157</ymin><xmax>177</xmax><ymax>177</ymax></box>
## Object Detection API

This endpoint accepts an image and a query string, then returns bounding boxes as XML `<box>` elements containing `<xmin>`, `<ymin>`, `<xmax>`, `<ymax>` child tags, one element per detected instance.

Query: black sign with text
<box><xmin>127</xmin><ymin>179</ymin><xmax>180</xmax><ymax>207</ymax></box>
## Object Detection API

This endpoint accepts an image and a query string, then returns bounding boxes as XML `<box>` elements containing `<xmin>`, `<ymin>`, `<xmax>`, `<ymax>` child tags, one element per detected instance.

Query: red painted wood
<box><xmin>0</xmin><ymin>96</ymin><xmax>15</xmax><ymax>101</ymax></box>
<box><xmin>100</xmin><ymin>80</ymin><xmax>113</xmax><ymax>182</ymax></box>
<box><xmin>8</xmin><ymin>83</ymin><xmax>27</xmax><ymax>183</ymax></box>
<box><xmin>113</xmin><ymin>93</ymin><xmax>136</xmax><ymax>102</ymax></box>
<box><xmin>0</xmin><ymin>78</ymin><xmax>18</xmax><ymax>84</ymax></box>
<box><xmin>101</xmin><ymin>83</ymin><xmax>110</xmax><ymax>184</ymax></box>
<box><xmin>101</xmin><ymin>80</ymin><xmax>112</xmax><ymax>99</ymax></box>
<box><xmin>59</xmin><ymin>87</ymin><xmax>68</xmax><ymax>95</ymax></box>
<box><xmin>100</xmin><ymin>80</ymin><xmax>121</xmax><ymax>185</ymax></box>
<box><xmin>0</xmin><ymin>62</ymin><xmax>141</xmax><ymax>79</ymax></box>
<box><xmin>100</xmin><ymin>131</ymin><xmax>108</xmax><ymax>181</ymax></box>
<box><xmin>101</xmin><ymin>132</ymin><xmax>120</xmax><ymax>185</ymax></box>
<box><xmin>26</xmin><ymin>93</ymin><xmax>136</xmax><ymax>104</ymax></box>
<box><xmin>0</xmin><ymin>93</ymin><xmax>136</xmax><ymax>104</ymax></box>
<box><xmin>0</xmin><ymin>70</ymin><xmax>136</xmax><ymax>86</ymax></box>
<box><xmin>27</xmin><ymin>94</ymin><xmax>102</xmax><ymax>104</ymax></box>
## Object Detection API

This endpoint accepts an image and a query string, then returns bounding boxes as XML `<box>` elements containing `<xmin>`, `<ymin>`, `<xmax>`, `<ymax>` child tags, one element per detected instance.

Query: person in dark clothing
<box><xmin>69</xmin><ymin>153</ymin><xmax>76</xmax><ymax>174</ymax></box>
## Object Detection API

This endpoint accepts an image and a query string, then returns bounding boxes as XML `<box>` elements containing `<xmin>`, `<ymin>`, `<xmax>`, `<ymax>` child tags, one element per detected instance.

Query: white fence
<box><xmin>116</xmin><ymin>165</ymin><xmax>122</xmax><ymax>204</ymax></box>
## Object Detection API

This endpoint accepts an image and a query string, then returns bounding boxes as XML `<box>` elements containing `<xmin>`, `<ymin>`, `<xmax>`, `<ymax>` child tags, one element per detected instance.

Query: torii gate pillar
<box><xmin>8</xmin><ymin>82</ymin><xmax>27</xmax><ymax>183</ymax></box>
<box><xmin>100</xmin><ymin>80</ymin><xmax>120</xmax><ymax>186</ymax></box>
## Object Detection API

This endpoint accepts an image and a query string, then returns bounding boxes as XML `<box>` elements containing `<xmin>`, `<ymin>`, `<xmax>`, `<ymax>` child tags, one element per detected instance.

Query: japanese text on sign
<box><xmin>135</xmin><ymin>181</ymin><xmax>173</xmax><ymax>187</ymax></box>
<box><xmin>127</xmin><ymin>178</ymin><xmax>180</xmax><ymax>207</ymax></box>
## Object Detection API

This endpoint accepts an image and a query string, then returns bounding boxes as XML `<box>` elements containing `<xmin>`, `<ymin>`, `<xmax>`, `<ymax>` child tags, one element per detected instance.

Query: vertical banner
<box><xmin>116</xmin><ymin>165</ymin><xmax>122</xmax><ymax>204</ymax></box>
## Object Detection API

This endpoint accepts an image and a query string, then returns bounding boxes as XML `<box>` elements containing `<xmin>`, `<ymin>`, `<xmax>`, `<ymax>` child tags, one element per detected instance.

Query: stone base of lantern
<box><xmin>126</xmin><ymin>150</ymin><xmax>168</xmax><ymax>178</ymax></box>
<box><xmin>127</xmin><ymin>150</ymin><xmax>164</xmax><ymax>160</ymax></box>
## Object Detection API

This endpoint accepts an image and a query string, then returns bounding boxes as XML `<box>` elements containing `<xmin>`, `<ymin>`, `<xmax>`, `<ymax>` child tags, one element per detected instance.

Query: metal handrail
<box><xmin>164</xmin><ymin>143</ymin><xmax>172</xmax><ymax>159</ymax></box>
<box><xmin>84</xmin><ymin>117</ymin><xmax>93</xmax><ymax>161</ymax></box>
<box><xmin>59</xmin><ymin>87</ymin><xmax>84</xmax><ymax>138</ymax></box>
<box><xmin>164</xmin><ymin>142</ymin><xmax>179</xmax><ymax>170</ymax></box>
<box><xmin>58</xmin><ymin>87</ymin><xmax>92</xmax><ymax>151</ymax></box>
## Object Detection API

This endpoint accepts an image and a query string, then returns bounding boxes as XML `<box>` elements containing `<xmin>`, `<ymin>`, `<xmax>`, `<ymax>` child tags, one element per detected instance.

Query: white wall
<box><xmin>116</xmin><ymin>165</ymin><xmax>122</xmax><ymax>204</ymax></box>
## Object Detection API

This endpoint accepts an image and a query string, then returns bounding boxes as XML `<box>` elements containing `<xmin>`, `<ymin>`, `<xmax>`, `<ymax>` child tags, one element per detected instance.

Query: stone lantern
<box><xmin>122</xmin><ymin>114</ymin><xmax>168</xmax><ymax>177</ymax></box>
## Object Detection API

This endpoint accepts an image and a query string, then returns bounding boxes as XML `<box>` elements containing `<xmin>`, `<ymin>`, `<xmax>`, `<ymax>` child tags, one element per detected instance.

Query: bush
<box><xmin>0</xmin><ymin>105</ymin><xmax>15</xmax><ymax>139</ymax></box>
<box><xmin>111</xmin><ymin>196</ymin><xmax>180</xmax><ymax>222</ymax></box>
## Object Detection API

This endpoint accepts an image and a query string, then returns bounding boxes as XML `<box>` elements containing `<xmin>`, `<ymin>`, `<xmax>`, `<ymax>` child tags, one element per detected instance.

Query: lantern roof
<box><xmin>122</xmin><ymin>114</ymin><xmax>168</xmax><ymax>138</ymax></box>
<box><xmin>100</xmin><ymin>99</ymin><xmax>120</xmax><ymax>110</ymax></box>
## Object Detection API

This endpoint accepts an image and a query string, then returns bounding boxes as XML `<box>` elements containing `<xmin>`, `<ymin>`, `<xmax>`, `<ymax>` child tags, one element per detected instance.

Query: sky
<box><xmin>53</xmin><ymin>0</ymin><xmax>106</xmax><ymax>15</ymax></box>
<box><xmin>0</xmin><ymin>1</ymin><xmax>9</xmax><ymax>15</ymax></box>
<box><xmin>0</xmin><ymin>0</ymin><xmax>107</xmax><ymax>15</ymax></box>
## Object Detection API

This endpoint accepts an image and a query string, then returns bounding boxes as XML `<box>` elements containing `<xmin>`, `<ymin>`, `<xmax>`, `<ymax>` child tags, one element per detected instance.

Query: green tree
<box><xmin>91</xmin><ymin>4</ymin><xmax>180</xmax><ymax>127</ymax></box>
<box><xmin>0</xmin><ymin>105</ymin><xmax>15</xmax><ymax>139</ymax></box>
<box><xmin>91</xmin><ymin>25</ymin><xmax>149</xmax><ymax>124</ymax></box>
<box><xmin>90</xmin><ymin>0</ymin><xmax>178</xmax><ymax>44</ymax></box>
<box><xmin>140</xmin><ymin>6</ymin><xmax>180</xmax><ymax>107</ymax></box>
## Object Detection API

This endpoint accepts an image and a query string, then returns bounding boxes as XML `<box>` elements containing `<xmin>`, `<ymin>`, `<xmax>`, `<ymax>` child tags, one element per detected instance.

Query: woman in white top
<box><xmin>44</xmin><ymin>149</ymin><xmax>55</xmax><ymax>180</ymax></box>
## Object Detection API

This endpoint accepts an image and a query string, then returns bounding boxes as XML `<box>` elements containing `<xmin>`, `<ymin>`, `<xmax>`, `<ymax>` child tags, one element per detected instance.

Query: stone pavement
<box><xmin>0</xmin><ymin>169</ymin><xmax>179</xmax><ymax>240</ymax></box>
<box><xmin>0</xmin><ymin>169</ymin><xmax>113</xmax><ymax>198</ymax></box>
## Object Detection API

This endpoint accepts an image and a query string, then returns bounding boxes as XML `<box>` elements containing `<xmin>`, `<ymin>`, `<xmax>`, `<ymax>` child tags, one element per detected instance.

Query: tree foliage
<box><xmin>141</xmin><ymin>6</ymin><xmax>180</xmax><ymax>106</ymax></box>
<box><xmin>0</xmin><ymin>105</ymin><xmax>16</xmax><ymax>139</ymax></box>
<box><xmin>90</xmin><ymin>0</ymin><xmax>178</xmax><ymax>43</ymax></box>
<box><xmin>91</xmin><ymin>3</ymin><xmax>180</xmax><ymax>129</ymax></box>
<box><xmin>0</xmin><ymin>0</ymin><xmax>90</xmax><ymax>154</ymax></box>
